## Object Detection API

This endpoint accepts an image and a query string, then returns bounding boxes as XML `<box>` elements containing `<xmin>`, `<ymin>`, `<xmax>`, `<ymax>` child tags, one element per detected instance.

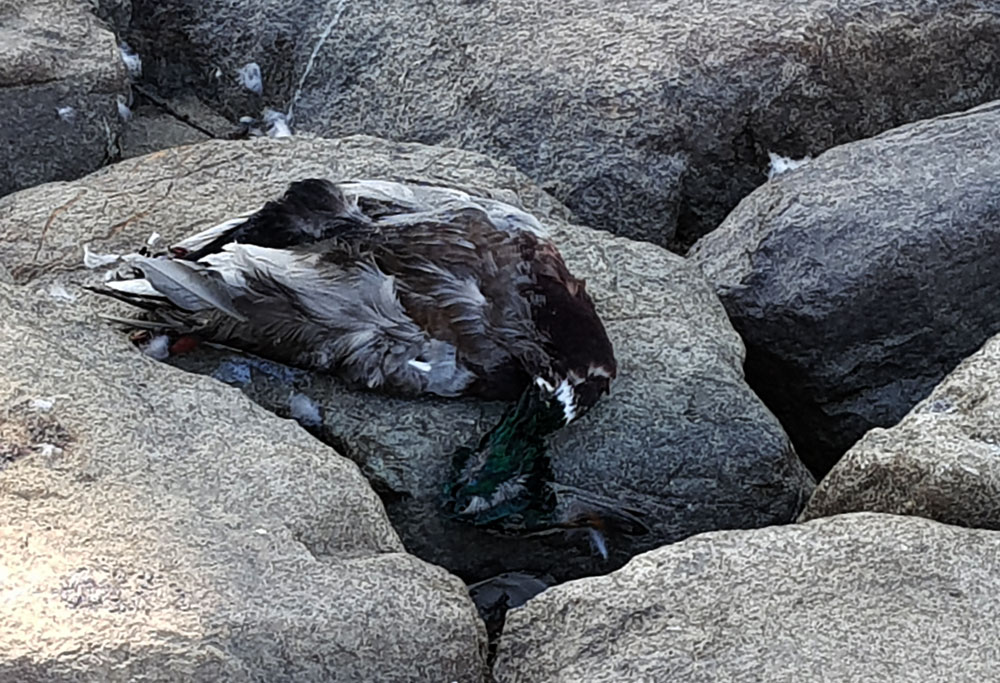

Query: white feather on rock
<box><xmin>767</xmin><ymin>151</ymin><xmax>812</xmax><ymax>180</ymax></box>
<box><xmin>47</xmin><ymin>282</ymin><xmax>77</xmax><ymax>303</ymax></box>
<box><xmin>263</xmin><ymin>108</ymin><xmax>292</xmax><ymax>138</ymax></box>
<box><xmin>141</xmin><ymin>335</ymin><xmax>171</xmax><ymax>360</ymax></box>
<box><xmin>238</xmin><ymin>62</ymin><xmax>264</xmax><ymax>94</ymax></box>
<box><xmin>83</xmin><ymin>244</ymin><xmax>121</xmax><ymax>269</ymax></box>
<box><xmin>116</xmin><ymin>95</ymin><xmax>132</xmax><ymax>122</ymax></box>
<box><xmin>119</xmin><ymin>42</ymin><xmax>142</xmax><ymax>79</ymax></box>
<box><xmin>28</xmin><ymin>398</ymin><xmax>55</xmax><ymax>412</ymax></box>
<box><xmin>288</xmin><ymin>392</ymin><xmax>322</xmax><ymax>427</ymax></box>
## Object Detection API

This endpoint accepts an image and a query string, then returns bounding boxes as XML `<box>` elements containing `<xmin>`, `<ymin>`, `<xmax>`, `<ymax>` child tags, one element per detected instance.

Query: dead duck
<box><xmin>95</xmin><ymin>178</ymin><xmax>644</xmax><ymax>544</ymax></box>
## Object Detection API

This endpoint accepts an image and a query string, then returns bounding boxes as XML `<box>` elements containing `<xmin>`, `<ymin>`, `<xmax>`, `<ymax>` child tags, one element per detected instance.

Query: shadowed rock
<box><xmin>0</xmin><ymin>0</ymin><xmax>129</xmax><ymax>197</ymax></box>
<box><xmin>690</xmin><ymin>100</ymin><xmax>1000</xmax><ymax>474</ymax></box>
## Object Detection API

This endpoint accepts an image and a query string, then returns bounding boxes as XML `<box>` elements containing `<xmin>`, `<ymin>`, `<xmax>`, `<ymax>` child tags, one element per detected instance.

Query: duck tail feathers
<box><xmin>85</xmin><ymin>282</ymin><xmax>163</xmax><ymax>313</ymax></box>
<box><xmin>116</xmin><ymin>256</ymin><xmax>247</xmax><ymax>321</ymax></box>
<box><xmin>96</xmin><ymin>312</ymin><xmax>186</xmax><ymax>331</ymax></box>
<box><xmin>86</xmin><ymin>285</ymin><xmax>193</xmax><ymax>333</ymax></box>
<box><xmin>87</xmin><ymin>253</ymin><xmax>246</xmax><ymax>333</ymax></box>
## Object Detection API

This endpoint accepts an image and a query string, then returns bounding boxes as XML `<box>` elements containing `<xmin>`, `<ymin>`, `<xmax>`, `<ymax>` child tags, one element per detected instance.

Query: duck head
<box><xmin>528</xmin><ymin>264</ymin><xmax>617</xmax><ymax>426</ymax></box>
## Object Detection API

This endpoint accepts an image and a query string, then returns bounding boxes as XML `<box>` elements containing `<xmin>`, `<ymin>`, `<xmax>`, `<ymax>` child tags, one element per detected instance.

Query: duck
<box><xmin>94</xmin><ymin>177</ymin><xmax>645</xmax><ymax>546</ymax></box>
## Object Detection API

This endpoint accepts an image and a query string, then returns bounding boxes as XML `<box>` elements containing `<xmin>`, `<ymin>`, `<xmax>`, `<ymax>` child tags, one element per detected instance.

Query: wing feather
<box><xmin>124</xmin><ymin>255</ymin><xmax>247</xmax><ymax>321</ymax></box>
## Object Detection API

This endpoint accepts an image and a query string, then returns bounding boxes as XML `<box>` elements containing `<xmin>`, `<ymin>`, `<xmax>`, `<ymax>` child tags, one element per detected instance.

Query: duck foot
<box><xmin>127</xmin><ymin>331</ymin><xmax>200</xmax><ymax>359</ymax></box>
<box><xmin>168</xmin><ymin>335</ymin><xmax>200</xmax><ymax>355</ymax></box>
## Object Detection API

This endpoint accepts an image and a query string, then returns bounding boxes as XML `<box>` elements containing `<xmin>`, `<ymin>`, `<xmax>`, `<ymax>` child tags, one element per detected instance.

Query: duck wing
<box><xmin>339</xmin><ymin>179</ymin><xmax>549</xmax><ymax>238</ymax></box>
<box><xmin>172</xmin><ymin>178</ymin><xmax>372</xmax><ymax>261</ymax></box>
<box><xmin>370</xmin><ymin>207</ymin><xmax>561</xmax><ymax>400</ymax></box>
<box><xmin>172</xmin><ymin>178</ymin><xmax>546</xmax><ymax>262</ymax></box>
<box><xmin>106</xmin><ymin>241</ymin><xmax>480</xmax><ymax>396</ymax></box>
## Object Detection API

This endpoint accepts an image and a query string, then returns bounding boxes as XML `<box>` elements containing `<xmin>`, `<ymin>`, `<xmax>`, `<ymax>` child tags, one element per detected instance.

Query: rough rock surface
<box><xmin>689</xmin><ymin>101</ymin><xmax>1000</xmax><ymax>474</ymax></box>
<box><xmin>88</xmin><ymin>0</ymin><xmax>131</xmax><ymax>32</ymax></box>
<box><xmin>494</xmin><ymin>513</ymin><xmax>1000</xmax><ymax>683</ymax></box>
<box><xmin>119</xmin><ymin>103</ymin><xmax>211</xmax><ymax>158</ymax></box>
<box><xmin>0</xmin><ymin>0</ymin><xmax>129</xmax><ymax>197</ymax></box>
<box><xmin>0</xmin><ymin>282</ymin><xmax>487</xmax><ymax>681</ymax></box>
<box><xmin>123</xmin><ymin>0</ymin><xmax>1000</xmax><ymax>246</ymax></box>
<box><xmin>802</xmin><ymin>332</ymin><xmax>1000</xmax><ymax>528</ymax></box>
<box><xmin>0</xmin><ymin>135</ymin><xmax>813</xmax><ymax>582</ymax></box>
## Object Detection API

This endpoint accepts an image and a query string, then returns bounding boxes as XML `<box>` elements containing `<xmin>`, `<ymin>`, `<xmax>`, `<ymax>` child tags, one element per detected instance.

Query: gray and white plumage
<box><xmin>99</xmin><ymin>178</ymin><xmax>617</xmax><ymax>416</ymax></box>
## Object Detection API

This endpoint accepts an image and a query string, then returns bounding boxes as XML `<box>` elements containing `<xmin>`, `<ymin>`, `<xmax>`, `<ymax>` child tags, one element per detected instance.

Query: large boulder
<box><xmin>689</xmin><ymin>100</ymin><xmax>1000</xmax><ymax>474</ymax></box>
<box><xmin>494</xmin><ymin>513</ymin><xmax>1000</xmax><ymax>682</ymax></box>
<box><xmin>0</xmin><ymin>282</ymin><xmax>487</xmax><ymax>681</ymax></box>
<box><xmin>802</xmin><ymin>332</ymin><xmax>1000</xmax><ymax>529</ymax></box>
<box><xmin>1</xmin><ymin>0</ymin><xmax>129</xmax><ymax>197</ymax></box>
<box><xmin>122</xmin><ymin>0</ymin><xmax>1000</xmax><ymax>246</ymax></box>
<box><xmin>0</xmin><ymin>135</ymin><xmax>814</xmax><ymax>582</ymax></box>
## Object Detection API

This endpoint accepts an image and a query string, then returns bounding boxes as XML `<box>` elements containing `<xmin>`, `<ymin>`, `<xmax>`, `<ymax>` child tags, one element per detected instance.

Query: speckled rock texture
<box><xmin>0</xmin><ymin>135</ymin><xmax>813</xmax><ymax>582</ymax></box>
<box><xmin>88</xmin><ymin>0</ymin><xmax>131</xmax><ymax>32</ymax></box>
<box><xmin>0</xmin><ymin>0</ymin><xmax>129</xmax><ymax>197</ymax></box>
<box><xmin>122</xmin><ymin>0</ymin><xmax>1000</xmax><ymax>247</ymax></box>
<box><xmin>802</xmin><ymin>332</ymin><xmax>1000</xmax><ymax>528</ymax></box>
<box><xmin>119</xmin><ymin>103</ymin><xmax>210</xmax><ymax>158</ymax></box>
<box><xmin>0</xmin><ymin>282</ymin><xmax>487</xmax><ymax>681</ymax></box>
<box><xmin>493</xmin><ymin>513</ymin><xmax>1000</xmax><ymax>683</ymax></box>
<box><xmin>689</xmin><ymin>100</ymin><xmax>1000</xmax><ymax>475</ymax></box>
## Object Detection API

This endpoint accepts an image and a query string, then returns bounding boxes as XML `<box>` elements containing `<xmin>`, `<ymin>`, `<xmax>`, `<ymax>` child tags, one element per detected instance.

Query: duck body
<box><xmin>105</xmin><ymin>178</ymin><xmax>616</xmax><ymax>423</ymax></box>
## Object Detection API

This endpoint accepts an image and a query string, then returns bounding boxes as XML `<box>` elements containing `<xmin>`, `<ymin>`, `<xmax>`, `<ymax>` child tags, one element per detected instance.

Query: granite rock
<box><xmin>690</xmin><ymin>100</ymin><xmax>1000</xmax><ymax>474</ymax></box>
<box><xmin>802</xmin><ymin>331</ymin><xmax>1000</xmax><ymax>528</ymax></box>
<box><xmin>0</xmin><ymin>281</ymin><xmax>488</xmax><ymax>681</ymax></box>
<box><xmin>495</xmin><ymin>513</ymin><xmax>1000</xmax><ymax>682</ymax></box>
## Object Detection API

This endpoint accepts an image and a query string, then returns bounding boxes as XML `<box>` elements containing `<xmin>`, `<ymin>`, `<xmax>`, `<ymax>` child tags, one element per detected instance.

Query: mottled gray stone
<box><xmin>0</xmin><ymin>282</ymin><xmax>487</xmax><ymax>681</ymax></box>
<box><xmin>0</xmin><ymin>135</ymin><xmax>812</xmax><ymax>582</ymax></box>
<box><xmin>494</xmin><ymin>513</ymin><xmax>1000</xmax><ymax>683</ymax></box>
<box><xmin>124</xmin><ymin>0</ymin><xmax>1000</xmax><ymax>246</ymax></box>
<box><xmin>802</xmin><ymin>332</ymin><xmax>1000</xmax><ymax>528</ymax></box>
<box><xmin>0</xmin><ymin>0</ymin><xmax>129</xmax><ymax>197</ymax></box>
<box><xmin>689</xmin><ymin>100</ymin><xmax>1000</xmax><ymax>474</ymax></box>
<box><xmin>86</xmin><ymin>0</ymin><xmax>131</xmax><ymax>32</ymax></box>
<box><xmin>119</xmin><ymin>103</ymin><xmax>210</xmax><ymax>159</ymax></box>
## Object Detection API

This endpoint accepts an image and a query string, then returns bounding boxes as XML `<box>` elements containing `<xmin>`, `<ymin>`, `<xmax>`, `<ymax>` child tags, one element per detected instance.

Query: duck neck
<box><xmin>490</xmin><ymin>383</ymin><xmax>567</xmax><ymax>447</ymax></box>
<box><xmin>464</xmin><ymin>383</ymin><xmax>567</xmax><ymax>487</ymax></box>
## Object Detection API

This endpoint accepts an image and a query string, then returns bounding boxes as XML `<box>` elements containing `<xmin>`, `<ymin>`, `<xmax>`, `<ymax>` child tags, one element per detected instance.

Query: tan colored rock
<box><xmin>802</xmin><ymin>333</ymin><xmax>1000</xmax><ymax>528</ymax></box>
<box><xmin>0</xmin><ymin>283</ymin><xmax>487</xmax><ymax>681</ymax></box>
<box><xmin>0</xmin><ymin>136</ymin><xmax>813</xmax><ymax>582</ymax></box>
<box><xmin>1</xmin><ymin>0</ymin><xmax>129</xmax><ymax>196</ymax></box>
<box><xmin>494</xmin><ymin>513</ymin><xmax>1000</xmax><ymax>683</ymax></box>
